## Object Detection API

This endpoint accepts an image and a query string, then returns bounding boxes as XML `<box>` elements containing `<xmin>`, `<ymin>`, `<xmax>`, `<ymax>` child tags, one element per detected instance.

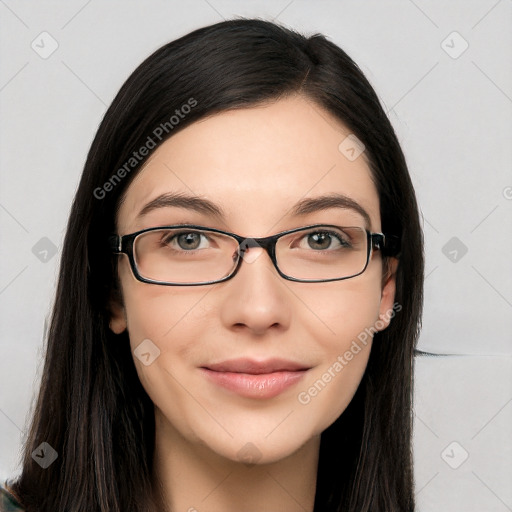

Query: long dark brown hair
<box><xmin>11</xmin><ymin>18</ymin><xmax>423</xmax><ymax>511</ymax></box>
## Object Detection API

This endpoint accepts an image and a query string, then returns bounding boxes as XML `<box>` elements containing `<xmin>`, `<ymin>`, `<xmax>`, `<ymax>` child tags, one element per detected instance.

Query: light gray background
<box><xmin>1</xmin><ymin>1</ymin><xmax>511</xmax><ymax>510</ymax></box>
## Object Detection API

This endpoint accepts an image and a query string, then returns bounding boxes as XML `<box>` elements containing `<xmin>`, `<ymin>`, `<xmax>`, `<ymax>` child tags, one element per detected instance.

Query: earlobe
<box><xmin>109</xmin><ymin>300</ymin><xmax>127</xmax><ymax>334</ymax></box>
<box><xmin>377</xmin><ymin>257</ymin><xmax>399</xmax><ymax>331</ymax></box>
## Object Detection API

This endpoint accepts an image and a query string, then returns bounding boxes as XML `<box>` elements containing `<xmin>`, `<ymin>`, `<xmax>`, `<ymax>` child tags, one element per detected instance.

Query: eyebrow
<box><xmin>137</xmin><ymin>192</ymin><xmax>225</xmax><ymax>219</ymax></box>
<box><xmin>290</xmin><ymin>193</ymin><xmax>371</xmax><ymax>227</ymax></box>
<box><xmin>137</xmin><ymin>191</ymin><xmax>372</xmax><ymax>227</ymax></box>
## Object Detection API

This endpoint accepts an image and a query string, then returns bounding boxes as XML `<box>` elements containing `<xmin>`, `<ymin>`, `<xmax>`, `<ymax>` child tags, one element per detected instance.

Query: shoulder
<box><xmin>0</xmin><ymin>482</ymin><xmax>25</xmax><ymax>511</ymax></box>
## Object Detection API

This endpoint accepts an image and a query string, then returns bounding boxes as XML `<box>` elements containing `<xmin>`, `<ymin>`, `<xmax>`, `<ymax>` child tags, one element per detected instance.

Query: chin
<box><xmin>194</xmin><ymin>423</ymin><xmax>321</xmax><ymax>467</ymax></box>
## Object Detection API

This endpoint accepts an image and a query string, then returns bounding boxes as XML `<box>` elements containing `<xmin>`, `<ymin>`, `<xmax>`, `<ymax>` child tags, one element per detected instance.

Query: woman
<box><xmin>3</xmin><ymin>18</ymin><xmax>423</xmax><ymax>512</ymax></box>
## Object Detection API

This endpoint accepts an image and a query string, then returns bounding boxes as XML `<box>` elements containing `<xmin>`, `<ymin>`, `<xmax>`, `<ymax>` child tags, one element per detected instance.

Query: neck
<box><xmin>152</xmin><ymin>410</ymin><xmax>320</xmax><ymax>512</ymax></box>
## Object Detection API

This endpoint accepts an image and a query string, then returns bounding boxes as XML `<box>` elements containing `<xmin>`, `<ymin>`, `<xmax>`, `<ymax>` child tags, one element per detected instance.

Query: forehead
<box><xmin>117</xmin><ymin>95</ymin><xmax>380</xmax><ymax>234</ymax></box>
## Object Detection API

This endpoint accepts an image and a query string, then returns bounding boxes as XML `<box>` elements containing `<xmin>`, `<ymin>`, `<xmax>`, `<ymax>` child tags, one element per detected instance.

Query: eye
<box><xmin>297</xmin><ymin>229</ymin><xmax>351</xmax><ymax>251</ymax></box>
<box><xmin>162</xmin><ymin>231</ymin><xmax>210</xmax><ymax>251</ymax></box>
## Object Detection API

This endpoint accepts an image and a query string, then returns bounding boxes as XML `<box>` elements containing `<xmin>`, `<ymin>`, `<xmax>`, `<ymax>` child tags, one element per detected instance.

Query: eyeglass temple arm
<box><xmin>109</xmin><ymin>235</ymin><xmax>122</xmax><ymax>253</ymax></box>
<box><xmin>376</xmin><ymin>234</ymin><xmax>401</xmax><ymax>257</ymax></box>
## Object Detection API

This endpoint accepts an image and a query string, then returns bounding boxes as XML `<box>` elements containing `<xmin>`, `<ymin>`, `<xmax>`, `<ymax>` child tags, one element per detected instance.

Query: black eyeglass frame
<box><xmin>109</xmin><ymin>224</ymin><xmax>400</xmax><ymax>286</ymax></box>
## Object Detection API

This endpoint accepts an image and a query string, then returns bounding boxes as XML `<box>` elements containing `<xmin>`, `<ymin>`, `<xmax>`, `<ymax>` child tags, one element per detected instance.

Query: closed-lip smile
<box><xmin>200</xmin><ymin>358</ymin><xmax>311</xmax><ymax>399</ymax></box>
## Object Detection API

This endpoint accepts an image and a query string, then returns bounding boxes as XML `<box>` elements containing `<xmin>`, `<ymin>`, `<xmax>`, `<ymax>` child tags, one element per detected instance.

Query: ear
<box><xmin>377</xmin><ymin>257</ymin><xmax>399</xmax><ymax>331</ymax></box>
<box><xmin>108</xmin><ymin>293</ymin><xmax>127</xmax><ymax>334</ymax></box>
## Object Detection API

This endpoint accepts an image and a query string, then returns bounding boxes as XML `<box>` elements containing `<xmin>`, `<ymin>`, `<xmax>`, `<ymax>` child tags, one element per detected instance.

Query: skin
<box><xmin>110</xmin><ymin>94</ymin><xmax>397</xmax><ymax>512</ymax></box>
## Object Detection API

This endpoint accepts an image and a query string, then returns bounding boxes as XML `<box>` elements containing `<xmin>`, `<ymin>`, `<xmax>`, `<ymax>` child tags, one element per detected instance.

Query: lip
<box><xmin>200</xmin><ymin>358</ymin><xmax>310</xmax><ymax>399</ymax></box>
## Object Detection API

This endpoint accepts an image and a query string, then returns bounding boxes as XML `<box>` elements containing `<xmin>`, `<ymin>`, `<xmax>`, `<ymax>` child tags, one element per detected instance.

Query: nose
<box><xmin>238</xmin><ymin>238</ymin><xmax>271</xmax><ymax>264</ymax></box>
<box><xmin>219</xmin><ymin>242</ymin><xmax>291</xmax><ymax>336</ymax></box>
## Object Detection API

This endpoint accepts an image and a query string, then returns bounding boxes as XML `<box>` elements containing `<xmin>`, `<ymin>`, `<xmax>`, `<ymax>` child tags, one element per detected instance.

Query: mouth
<box><xmin>200</xmin><ymin>358</ymin><xmax>311</xmax><ymax>399</ymax></box>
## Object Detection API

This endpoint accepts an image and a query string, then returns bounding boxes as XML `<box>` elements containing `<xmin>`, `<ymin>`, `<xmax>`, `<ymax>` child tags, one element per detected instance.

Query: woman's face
<box><xmin>111</xmin><ymin>95</ymin><xmax>397</xmax><ymax>464</ymax></box>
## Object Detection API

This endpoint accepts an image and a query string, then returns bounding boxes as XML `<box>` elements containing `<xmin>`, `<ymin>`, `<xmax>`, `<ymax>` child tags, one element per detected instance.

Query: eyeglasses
<box><xmin>109</xmin><ymin>224</ymin><xmax>400</xmax><ymax>286</ymax></box>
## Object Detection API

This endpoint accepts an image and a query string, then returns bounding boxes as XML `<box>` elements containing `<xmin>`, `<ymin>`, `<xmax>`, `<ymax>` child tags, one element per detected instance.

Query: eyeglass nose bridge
<box><xmin>236</xmin><ymin>234</ymin><xmax>278</xmax><ymax>266</ymax></box>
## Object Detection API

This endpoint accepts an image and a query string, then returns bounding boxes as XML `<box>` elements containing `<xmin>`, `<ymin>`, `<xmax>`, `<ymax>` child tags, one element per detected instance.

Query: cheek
<box><xmin>120</xmin><ymin>283</ymin><xmax>216</xmax><ymax>438</ymax></box>
<box><xmin>296</xmin><ymin>346</ymin><xmax>371</xmax><ymax>436</ymax></box>
<box><xmin>120</xmin><ymin>268</ymin><xmax>212</xmax><ymax>351</ymax></box>
<box><xmin>119</xmin><ymin>264</ymin><xmax>222</xmax><ymax>343</ymax></box>
<box><xmin>297</xmin><ymin>268</ymin><xmax>383</xmax><ymax>351</ymax></box>
<box><xmin>293</xmin><ymin>274</ymin><xmax>383</xmax><ymax>429</ymax></box>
